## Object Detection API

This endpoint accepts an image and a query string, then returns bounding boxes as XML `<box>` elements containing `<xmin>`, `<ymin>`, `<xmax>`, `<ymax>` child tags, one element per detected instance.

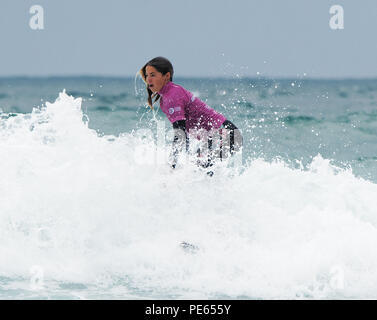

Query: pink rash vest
<box><xmin>158</xmin><ymin>81</ymin><xmax>226</xmax><ymax>132</ymax></box>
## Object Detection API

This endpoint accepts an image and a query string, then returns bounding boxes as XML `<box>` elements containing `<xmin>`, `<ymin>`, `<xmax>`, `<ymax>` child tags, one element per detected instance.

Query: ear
<box><xmin>165</xmin><ymin>72</ymin><xmax>171</xmax><ymax>80</ymax></box>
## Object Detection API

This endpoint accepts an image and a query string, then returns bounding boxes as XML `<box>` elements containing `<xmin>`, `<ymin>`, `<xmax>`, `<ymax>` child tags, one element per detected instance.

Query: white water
<box><xmin>1</xmin><ymin>91</ymin><xmax>377</xmax><ymax>299</ymax></box>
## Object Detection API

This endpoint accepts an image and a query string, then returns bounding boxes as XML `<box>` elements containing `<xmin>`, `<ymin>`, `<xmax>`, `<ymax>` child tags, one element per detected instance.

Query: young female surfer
<box><xmin>140</xmin><ymin>56</ymin><xmax>241</xmax><ymax>170</ymax></box>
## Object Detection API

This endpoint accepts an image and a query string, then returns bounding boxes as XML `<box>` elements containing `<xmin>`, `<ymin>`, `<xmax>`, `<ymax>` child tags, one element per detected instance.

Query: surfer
<box><xmin>139</xmin><ymin>56</ymin><xmax>242</xmax><ymax>171</ymax></box>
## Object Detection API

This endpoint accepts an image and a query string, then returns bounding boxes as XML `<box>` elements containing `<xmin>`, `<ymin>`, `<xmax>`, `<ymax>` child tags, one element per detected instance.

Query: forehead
<box><xmin>145</xmin><ymin>65</ymin><xmax>159</xmax><ymax>74</ymax></box>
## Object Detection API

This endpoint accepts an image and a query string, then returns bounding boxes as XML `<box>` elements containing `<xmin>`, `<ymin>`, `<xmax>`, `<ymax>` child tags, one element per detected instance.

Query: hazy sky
<box><xmin>1</xmin><ymin>0</ymin><xmax>376</xmax><ymax>78</ymax></box>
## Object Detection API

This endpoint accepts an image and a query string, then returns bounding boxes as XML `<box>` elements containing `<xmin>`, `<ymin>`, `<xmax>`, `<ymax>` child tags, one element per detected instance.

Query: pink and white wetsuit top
<box><xmin>158</xmin><ymin>81</ymin><xmax>226</xmax><ymax>131</ymax></box>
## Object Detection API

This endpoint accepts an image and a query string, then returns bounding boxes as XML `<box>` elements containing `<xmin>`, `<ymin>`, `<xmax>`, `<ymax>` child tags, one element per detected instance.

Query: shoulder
<box><xmin>164</xmin><ymin>82</ymin><xmax>191</xmax><ymax>103</ymax></box>
<box><xmin>165</xmin><ymin>82</ymin><xmax>187</xmax><ymax>95</ymax></box>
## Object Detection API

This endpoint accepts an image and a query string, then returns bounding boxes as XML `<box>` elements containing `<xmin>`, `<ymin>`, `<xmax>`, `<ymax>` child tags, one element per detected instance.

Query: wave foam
<box><xmin>1</xmin><ymin>91</ymin><xmax>377</xmax><ymax>299</ymax></box>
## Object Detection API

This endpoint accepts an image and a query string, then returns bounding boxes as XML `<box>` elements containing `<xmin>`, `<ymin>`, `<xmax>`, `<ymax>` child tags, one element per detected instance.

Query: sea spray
<box><xmin>1</xmin><ymin>91</ymin><xmax>377</xmax><ymax>299</ymax></box>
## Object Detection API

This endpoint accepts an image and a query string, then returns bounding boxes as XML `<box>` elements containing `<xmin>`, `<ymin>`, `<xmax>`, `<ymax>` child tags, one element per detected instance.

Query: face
<box><xmin>145</xmin><ymin>65</ymin><xmax>170</xmax><ymax>93</ymax></box>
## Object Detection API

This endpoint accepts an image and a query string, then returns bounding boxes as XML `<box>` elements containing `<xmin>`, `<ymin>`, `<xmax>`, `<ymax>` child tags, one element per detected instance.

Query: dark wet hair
<box><xmin>140</xmin><ymin>57</ymin><xmax>174</xmax><ymax>109</ymax></box>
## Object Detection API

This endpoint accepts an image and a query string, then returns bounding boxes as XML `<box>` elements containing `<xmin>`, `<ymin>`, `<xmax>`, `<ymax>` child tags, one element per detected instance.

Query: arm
<box><xmin>171</xmin><ymin>120</ymin><xmax>188</xmax><ymax>169</ymax></box>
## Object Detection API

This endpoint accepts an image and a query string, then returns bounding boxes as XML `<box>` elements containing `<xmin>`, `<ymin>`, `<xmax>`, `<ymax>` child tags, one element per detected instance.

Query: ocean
<box><xmin>1</xmin><ymin>76</ymin><xmax>377</xmax><ymax>299</ymax></box>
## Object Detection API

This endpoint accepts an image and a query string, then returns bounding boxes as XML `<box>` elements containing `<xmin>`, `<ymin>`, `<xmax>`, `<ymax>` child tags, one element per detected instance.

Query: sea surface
<box><xmin>1</xmin><ymin>76</ymin><xmax>377</xmax><ymax>299</ymax></box>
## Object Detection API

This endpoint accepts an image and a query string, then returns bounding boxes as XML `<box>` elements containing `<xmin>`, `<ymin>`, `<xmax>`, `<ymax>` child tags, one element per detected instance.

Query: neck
<box><xmin>159</xmin><ymin>80</ymin><xmax>171</xmax><ymax>95</ymax></box>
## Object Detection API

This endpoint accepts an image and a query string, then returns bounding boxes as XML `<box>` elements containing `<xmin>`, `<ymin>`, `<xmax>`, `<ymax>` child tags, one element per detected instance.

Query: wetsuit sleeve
<box><xmin>170</xmin><ymin>120</ymin><xmax>188</xmax><ymax>169</ymax></box>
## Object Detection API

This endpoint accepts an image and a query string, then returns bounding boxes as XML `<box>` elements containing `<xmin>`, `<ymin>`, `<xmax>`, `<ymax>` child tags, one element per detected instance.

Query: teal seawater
<box><xmin>2</xmin><ymin>77</ymin><xmax>377</xmax><ymax>300</ymax></box>
<box><xmin>1</xmin><ymin>76</ymin><xmax>377</xmax><ymax>182</ymax></box>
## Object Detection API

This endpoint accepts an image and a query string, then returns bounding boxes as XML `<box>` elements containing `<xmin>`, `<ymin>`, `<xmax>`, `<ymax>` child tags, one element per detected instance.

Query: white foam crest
<box><xmin>2</xmin><ymin>91</ymin><xmax>377</xmax><ymax>298</ymax></box>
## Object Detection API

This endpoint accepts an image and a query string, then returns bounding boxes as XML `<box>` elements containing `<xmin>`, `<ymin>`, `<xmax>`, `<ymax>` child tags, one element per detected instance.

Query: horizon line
<box><xmin>1</xmin><ymin>74</ymin><xmax>377</xmax><ymax>81</ymax></box>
